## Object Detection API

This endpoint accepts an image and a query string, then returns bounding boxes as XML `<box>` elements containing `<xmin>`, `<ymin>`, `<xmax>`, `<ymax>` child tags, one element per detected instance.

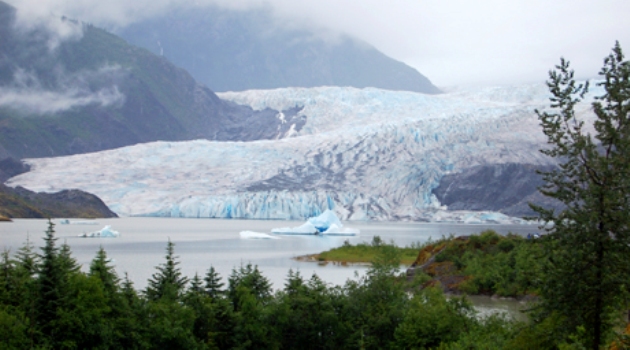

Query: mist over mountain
<box><xmin>0</xmin><ymin>1</ymin><xmax>303</xmax><ymax>160</ymax></box>
<box><xmin>118</xmin><ymin>6</ymin><xmax>440</xmax><ymax>94</ymax></box>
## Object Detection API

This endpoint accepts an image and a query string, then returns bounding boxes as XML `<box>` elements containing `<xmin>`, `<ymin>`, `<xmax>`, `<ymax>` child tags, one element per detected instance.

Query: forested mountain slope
<box><xmin>0</xmin><ymin>1</ymin><xmax>303</xmax><ymax>160</ymax></box>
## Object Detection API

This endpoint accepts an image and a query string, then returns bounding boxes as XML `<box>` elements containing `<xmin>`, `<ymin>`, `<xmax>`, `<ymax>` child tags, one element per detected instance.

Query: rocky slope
<box><xmin>432</xmin><ymin>163</ymin><xmax>564</xmax><ymax>217</ymax></box>
<box><xmin>119</xmin><ymin>6</ymin><xmax>440</xmax><ymax>94</ymax></box>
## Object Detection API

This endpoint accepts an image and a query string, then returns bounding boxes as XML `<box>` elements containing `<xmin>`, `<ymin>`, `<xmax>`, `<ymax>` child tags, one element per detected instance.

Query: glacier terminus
<box><xmin>6</xmin><ymin>84</ymin><xmax>602</xmax><ymax>223</ymax></box>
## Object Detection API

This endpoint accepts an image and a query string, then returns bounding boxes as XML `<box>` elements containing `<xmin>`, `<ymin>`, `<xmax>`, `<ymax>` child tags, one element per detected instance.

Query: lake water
<box><xmin>1</xmin><ymin>217</ymin><xmax>539</xmax><ymax>293</ymax></box>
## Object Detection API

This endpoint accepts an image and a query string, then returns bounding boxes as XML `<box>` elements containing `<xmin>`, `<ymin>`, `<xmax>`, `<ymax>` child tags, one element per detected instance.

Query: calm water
<box><xmin>1</xmin><ymin>217</ymin><xmax>539</xmax><ymax>292</ymax></box>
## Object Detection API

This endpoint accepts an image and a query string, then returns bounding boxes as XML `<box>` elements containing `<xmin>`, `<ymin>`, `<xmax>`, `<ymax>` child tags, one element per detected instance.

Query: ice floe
<box><xmin>79</xmin><ymin>225</ymin><xmax>120</xmax><ymax>238</ymax></box>
<box><xmin>239</xmin><ymin>231</ymin><xmax>280</xmax><ymax>239</ymax></box>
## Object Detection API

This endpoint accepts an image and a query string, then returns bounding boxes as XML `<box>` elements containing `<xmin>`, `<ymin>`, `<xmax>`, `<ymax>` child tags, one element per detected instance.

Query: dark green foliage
<box><xmin>89</xmin><ymin>246</ymin><xmax>120</xmax><ymax>298</ymax></box>
<box><xmin>393</xmin><ymin>287</ymin><xmax>473</xmax><ymax>349</ymax></box>
<box><xmin>228</xmin><ymin>263</ymin><xmax>272</xmax><ymax>309</ymax></box>
<box><xmin>317</xmin><ymin>236</ymin><xmax>420</xmax><ymax>264</ymax></box>
<box><xmin>0</xmin><ymin>306</ymin><xmax>31</xmax><ymax>350</ymax></box>
<box><xmin>418</xmin><ymin>231</ymin><xmax>545</xmax><ymax>297</ymax></box>
<box><xmin>268</xmin><ymin>271</ymin><xmax>343</xmax><ymax>349</ymax></box>
<box><xmin>145</xmin><ymin>239</ymin><xmax>189</xmax><ymax>301</ymax></box>
<box><xmin>35</xmin><ymin>220</ymin><xmax>64</xmax><ymax>342</ymax></box>
<box><xmin>204</xmin><ymin>266</ymin><xmax>224</xmax><ymax>300</ymax></box>
<box><xmin>0</xmin><ymin>221</ymin><xmax>567</xmax><ymax>349</ymax></box>
<box><xmin>533</xmin><ymin>42</ymin><xmax>630</xmax><ymax>349</ymax></box>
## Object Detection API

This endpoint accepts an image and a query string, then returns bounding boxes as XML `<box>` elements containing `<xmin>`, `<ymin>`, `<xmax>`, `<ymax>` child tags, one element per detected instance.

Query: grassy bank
<box><xmin>309</xmin><ymin>230</ymin><xmax>545</xmax><ymax>298</ymax></box>
<box><xmin>307</xmin><ymin>236</ymin><xmax>423</xmax><ymax>265</ymax></box>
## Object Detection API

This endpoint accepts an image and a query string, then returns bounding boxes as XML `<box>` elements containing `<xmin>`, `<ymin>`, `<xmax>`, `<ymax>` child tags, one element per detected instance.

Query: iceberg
<box><xmin>239</xmin><ymin>231</ymin><xmax>280</xmax><ymax>239</ymax></box>
<box><xmin>272</xmin><ymin>222</ymin><xmax>320</xmax><ymax>235</ymax></box>
<box><xmin>272</xmin><ymin>210</ymin><xmax>359</xmax><ymax>236</ymax></box>
<box><xmin>307</xmin><ymin>210</ymin><xmax>342</xmax><ymax>231</ymax></box>
<box><xmin>79</xmin><ymin>225</ymin><xmax>120</xmax><ymax>238</ymax></box>
<box><xmin>321</xmin><ymin>223</ymin><xmax>361</xmax><ymax>236</ymax></box>
<box><xmin>59</xmin><ymin>219</ymin><xmax>98</xmax><ymax>225</ymax></box>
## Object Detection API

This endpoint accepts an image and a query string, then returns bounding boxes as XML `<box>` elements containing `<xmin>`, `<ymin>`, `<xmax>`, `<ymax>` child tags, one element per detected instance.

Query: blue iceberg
<box><xmin>272</xmin><ymin>210</ymin><xmax>359</xmax><ymax>236</ymax></box>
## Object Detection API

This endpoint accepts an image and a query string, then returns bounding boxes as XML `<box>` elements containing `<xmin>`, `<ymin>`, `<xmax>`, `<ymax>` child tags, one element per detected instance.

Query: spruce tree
<box><xmin>89</xmin><ymin>246</ymin><xmax>120</xmax><ymax>297</ymax></box>
<box><xmin>204</xmin><ymin>266</ymin><xmax>224</xmax><ymax>300</ymax></box>
<box><xmin>145</xmin><ymin>239</ymin><xmax>188</xmax><ymax>301</ymax></box>
<box><xmin>533</xmin><ymin>42</ymin><xmax>630</xmax><ymax>349</ymax></box>
<box><xmin>35</xmin><ymin>219</ymin><xmax>63</xmax><ymax>342</ymax></box>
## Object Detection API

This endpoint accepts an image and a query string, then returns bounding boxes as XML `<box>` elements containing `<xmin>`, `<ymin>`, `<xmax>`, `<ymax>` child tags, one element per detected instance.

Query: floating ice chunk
<box><xmin>60</xmin><ymin>219</ymin><xmax>98</xmax><ymax>225</ymax></box>
<box><xmin>79</xmin><ymin>225</ymin><xmax>120</xmax><ymax>238</ymax></box>
<box><xmin>272</xmin><ymin>222</ymin><xmax>319</xmax><ymax>235</ymax></box>
<box><xmin>239</xmin><ymin>231</ymin><xmax>280</xmax><ymax>239</ymax></box>
<box><xmin>307</xmin><ymin>209</ymin><xmax>342</xmax><ymax>232</ymax></box>
<box><xmin>430</xmin><ymin>210</ymin><xmax>533</xmax><ymax>225</ymax></box>
<box><xmin>272</xmin><ymin>210</ymin><xmax>359</xmax><ymax>235</ymax></box>
<box><xmin>321</xmin><ymin>223</ymin><xmax>360</xmax><ymax>236</ymax></box>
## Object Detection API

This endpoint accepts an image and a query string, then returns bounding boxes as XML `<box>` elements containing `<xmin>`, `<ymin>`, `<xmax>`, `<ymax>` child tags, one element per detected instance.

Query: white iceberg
<box><xmin>79</xmin><ymin>225</ymin><xmax>120</xmax><ymax>238</ymax></box>
<box><xmin>59</xmin><ymin>219</ymin><xmax>99</xmax><ymax>225</ymax></box>
<box><xmin>239</xmin><ymin>231</ymin><xmax>280</xmax><ymax>239</ymax></box>
<box><xmin>272</xmin><ymin>210</ymin><xmax>359</xmax><ymax>236</ymax></box>
<box><xmin>321</xmin><ymin>223</ymin><xmax>361</xmax><ymax>236</ymax></box>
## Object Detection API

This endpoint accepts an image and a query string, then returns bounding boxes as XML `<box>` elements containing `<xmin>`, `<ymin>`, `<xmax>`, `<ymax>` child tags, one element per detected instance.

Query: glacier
<box><xmin>6</xmin><ymin>84</ymin><xmax>603</xmax><ymax>222</ymax></box>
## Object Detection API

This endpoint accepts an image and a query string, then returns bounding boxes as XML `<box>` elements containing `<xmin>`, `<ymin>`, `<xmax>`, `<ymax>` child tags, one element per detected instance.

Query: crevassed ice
<box><xmin>8</xmin><ymin>84</ymin><xmax>601</xmax><ymax>222</ymax></box>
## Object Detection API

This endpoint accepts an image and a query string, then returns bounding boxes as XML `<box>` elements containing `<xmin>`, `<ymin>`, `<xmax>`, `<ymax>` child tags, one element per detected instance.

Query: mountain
<box><xmin>0</xmin><ymin>184</ymin><xmax>117</xmax><ymax>219</ymax></box>
<box><xmin>432</xmin><ymin>163</ymin><xmax>564</xmax><ymax>217</ymax></box>
<box><xmin>6</xmin><ymin>84</ymin><xmax>600</xmax><ymax>221</ymax></box>
<box><xmin>0</xmin><ymin>1</ymin><xmax>304</xmax><ymax>160</ymax></box>
<box><xmin>118</xmin><ymin>6</ymin><xmax>440</xmax><ymax>94</ymax></box>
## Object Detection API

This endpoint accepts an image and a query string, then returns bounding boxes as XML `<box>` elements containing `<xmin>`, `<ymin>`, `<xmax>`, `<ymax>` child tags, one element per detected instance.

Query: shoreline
<box><xmin>292</xmin><ymin>253</ymin><xmax>372</xmax><ymax>266</ymax></box>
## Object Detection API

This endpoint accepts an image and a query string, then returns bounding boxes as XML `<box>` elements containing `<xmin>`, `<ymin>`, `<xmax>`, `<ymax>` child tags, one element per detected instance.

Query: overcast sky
<box><xmin>7</xmin><ymin>0</ymin><xmax>630</xmax><ymax>89</ymax></box>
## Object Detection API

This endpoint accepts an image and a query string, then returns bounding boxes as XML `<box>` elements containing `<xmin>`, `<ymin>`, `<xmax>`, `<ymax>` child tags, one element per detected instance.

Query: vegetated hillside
<box><xmin>0</xmin><ymin>1</ymin><xmax>304</xmax><ymax>160</ymax></box>
<box><xmin>0</xmin><ymin>184</ymin><xmax>117</xmax><ymax>219</ymax></box>
<box><xmin>119</xmin><ymin>6</ymin><xmax>440</xmax><ymax>94</ymax></box>
<box><xmin>406</xmin><ymin>230</ymin><xmax>543</xmax><ymax>297</ymax></box>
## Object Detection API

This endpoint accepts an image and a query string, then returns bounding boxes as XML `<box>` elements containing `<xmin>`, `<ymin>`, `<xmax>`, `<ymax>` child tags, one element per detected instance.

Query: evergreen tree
<box><xmin>145</xmin><ymin>239</ymin><xmax>189</xmax><ymax>301</ymax></box>
<box><xmin>35</xmin><ymin>219</ymin><xmax>64</xmax><ymax>343</ymax></box>
<box><xmin>14</xmin><ymin>235</ymin><xmax>38</xmax><ymax>278</ymax></box>
<box><xmin>0</xmin><ymin>250</ymin><xmax>16</xmax><ymax>305</ymax></box>
<box><xmin>533</xmin><ymin>42</ymin><xmax>630</xmax><ymax>349</ymax></box>
<box><xmin>89</xmin><ymin>246</ymin><xmax>120</xmax><ymax>297</ymax></box>
<box><xmin>189</xmin><ymin>273</ymin><xmax>205</xmax><ymax>295</ymax></box>
<box><xmin>117</xmin><ymin>273</ymin><xmax>148</xmax><ymax>349</ymax></box>
<box><xmin>58</xmin><ymin>240</ymin><xmax>80</xmax><ymax>275</ymax></box>
<box><xmin>228</xmin><ymin>263</ymin><xmax>272</xmax><ymax>310</ymax></box>
<box><xmin>14</xmin><ymin>237</ymin><xmax>39</xmax><ymax>348</ymax></box>
<box><xmin>204</xmin><ymin>266</ymin><xmax>225</xmax><ymax>300</ymax></box>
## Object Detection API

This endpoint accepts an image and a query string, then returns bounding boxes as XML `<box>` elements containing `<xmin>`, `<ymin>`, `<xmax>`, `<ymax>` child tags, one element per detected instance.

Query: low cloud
<box><xmin>5</xmin><ymin>0</ymin><xmax>630</xmax><ymax>87</ymax></box>
<box><xmin>0</xmin><ymin>66</ymin><xmax>127</xmax><ymax>115</ymax></box>
<box><xmin>10</xmin><ymin>2</ymin><xmax>84</xmax><ymax>50</ymax></box>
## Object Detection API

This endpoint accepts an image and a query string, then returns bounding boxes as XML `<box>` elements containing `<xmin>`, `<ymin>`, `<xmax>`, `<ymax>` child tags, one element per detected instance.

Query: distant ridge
<box><xmin>119</xmin><ymin>6</ymin><xmax>440</xmax><ymax>94</ymax></box>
